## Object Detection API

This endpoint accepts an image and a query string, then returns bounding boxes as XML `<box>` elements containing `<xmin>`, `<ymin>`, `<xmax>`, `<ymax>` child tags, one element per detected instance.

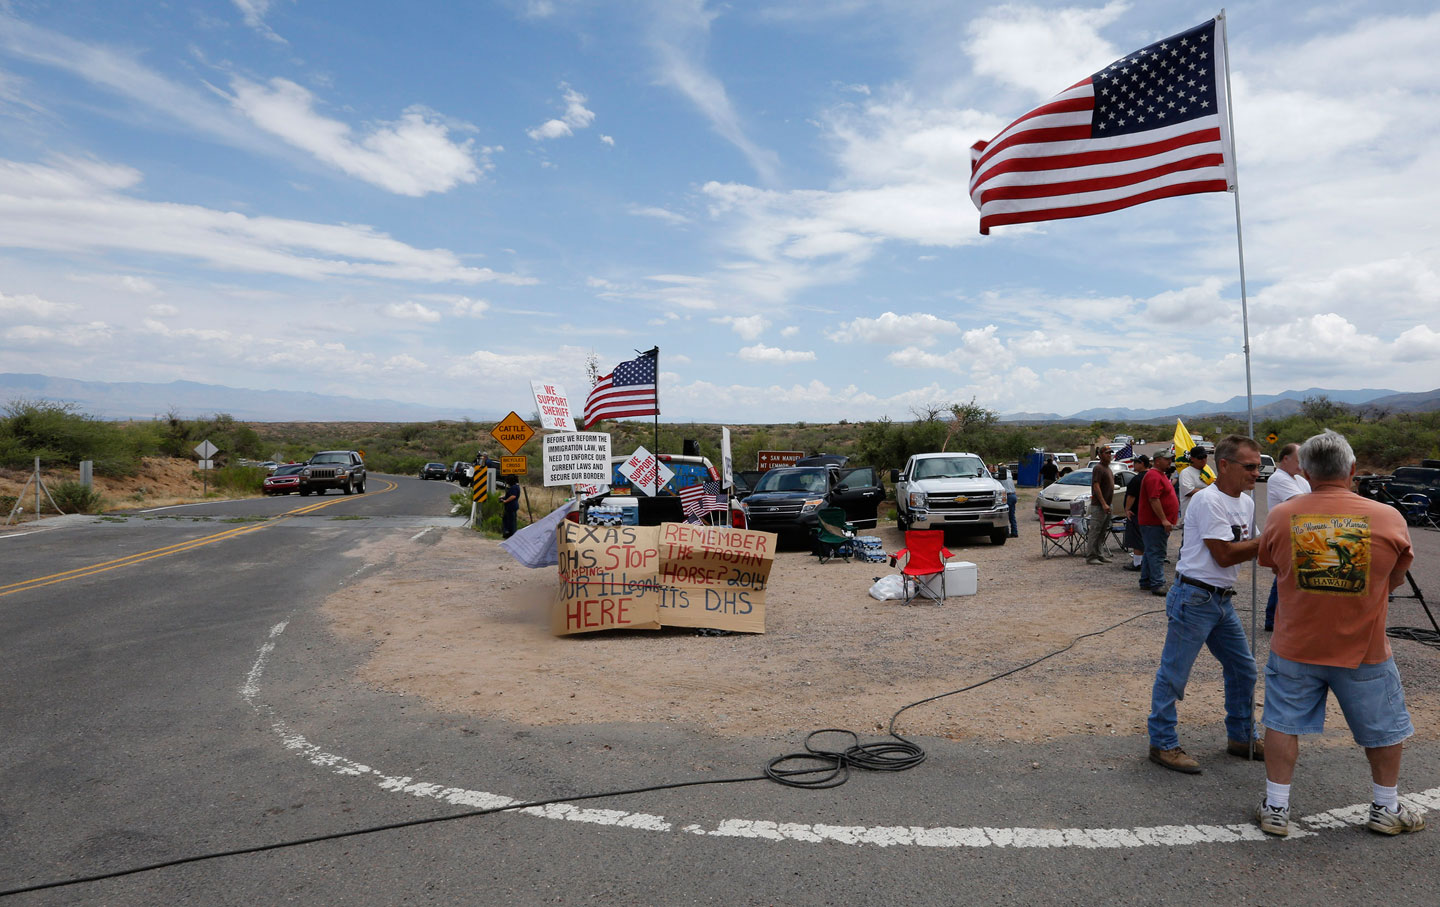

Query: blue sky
<box><xmin>1</xmin><ymin>0</ymin><xmax>1437</xmax><ymax>422</ymax></box>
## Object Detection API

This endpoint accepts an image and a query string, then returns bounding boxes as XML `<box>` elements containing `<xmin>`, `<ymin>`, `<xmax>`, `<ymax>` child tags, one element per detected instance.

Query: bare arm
<box><xmin>1204</xmin><ymin>537</ymin><xmax>1260</xmax><ymax>568</ymax></box>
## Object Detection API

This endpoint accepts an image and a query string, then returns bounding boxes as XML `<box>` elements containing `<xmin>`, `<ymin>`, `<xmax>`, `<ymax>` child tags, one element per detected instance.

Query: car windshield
<box><xmin>753</xmin><ymin>469</ymin><xmax>828</xmax><ymax>494</ymax></box>
<box><xmin>913</xmin><ymin>456</ymin><xmax>985</xmax><ymax>479</ymax></box>
<box><xmin>273</xmin><ymin>465</ymin><xmax>305</xmax><ymax>476</ymax></box>
<box><xmin>311</xmin><ymin>453</ymin><xmax>350</xmax><ymax>465</ymax></box>
<box><xmin>427</xmin><ymin>462</ymin><xmax>444</xmax><ymax>468</ymax></box>
<box><xmin>1057</xmin><ymin>469</ymin><xmax>1094</xmax><ymax>486</ymax></box>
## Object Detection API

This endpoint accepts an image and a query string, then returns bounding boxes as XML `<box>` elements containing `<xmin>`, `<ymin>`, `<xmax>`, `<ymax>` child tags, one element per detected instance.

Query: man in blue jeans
<box><xmin>1147</xmin><ymin>435</ymin><xmax>1265</xmax><ymax>774</ymax></box>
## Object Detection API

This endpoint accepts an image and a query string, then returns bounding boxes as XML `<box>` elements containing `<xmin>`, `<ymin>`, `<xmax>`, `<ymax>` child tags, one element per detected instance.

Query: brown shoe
<box><xmin>1227</xmin><ymin>739</ymin><xmax>1265</xmax><ymax>760</ymax></box>
<box><xmin>1149</xmin><ymin>745</ymin><xmax>1201</xmax><ymax>774</ymax></box>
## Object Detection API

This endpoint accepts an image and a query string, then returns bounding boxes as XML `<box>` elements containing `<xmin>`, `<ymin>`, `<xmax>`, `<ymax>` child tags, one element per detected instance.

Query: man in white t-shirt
<box><xmin>1147</xmin><ymin>435</ymin><xmax>1264</xmax><ymax>774</ymax></box>
<box><xmin>1263</xmin><ymin>443</ymin><xmax>1311</xmax><ymax>631</ymax></box>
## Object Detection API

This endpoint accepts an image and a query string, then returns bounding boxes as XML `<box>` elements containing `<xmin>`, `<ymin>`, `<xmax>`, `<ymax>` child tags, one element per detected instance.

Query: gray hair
<box><xmin>1298</xmin><ymin>429</ymin><xmax>1355</xmax><ymax>481</ymax></box>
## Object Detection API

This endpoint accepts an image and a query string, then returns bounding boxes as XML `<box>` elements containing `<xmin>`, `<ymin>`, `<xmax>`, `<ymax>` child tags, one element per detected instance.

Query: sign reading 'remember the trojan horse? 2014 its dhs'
<box><xmin>553</xmin><ymin>522</ymin><xmax>776</xmax><ymax>636</ymax></box>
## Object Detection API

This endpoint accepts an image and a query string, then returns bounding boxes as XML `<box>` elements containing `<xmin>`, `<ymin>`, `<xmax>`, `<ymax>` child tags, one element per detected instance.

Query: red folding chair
<box><xmin>890</xmin><ymin>530</ymin><xmax>952</xmax><ymax>605</ymax></box>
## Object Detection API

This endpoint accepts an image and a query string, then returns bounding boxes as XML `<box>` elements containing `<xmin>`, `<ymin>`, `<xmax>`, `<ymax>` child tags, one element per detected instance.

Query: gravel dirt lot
<box><xmin>325</xmin><ymin>489</ymin><xmax>1440</xmax><ymax>749</ymax></box>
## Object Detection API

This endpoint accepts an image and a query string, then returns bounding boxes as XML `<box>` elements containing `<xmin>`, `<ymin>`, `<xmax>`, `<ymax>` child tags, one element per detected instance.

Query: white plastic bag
<box><xmin>868</xmin><ymin>574</ymin><xmax>905</xmax><ymax>601</ymax></box>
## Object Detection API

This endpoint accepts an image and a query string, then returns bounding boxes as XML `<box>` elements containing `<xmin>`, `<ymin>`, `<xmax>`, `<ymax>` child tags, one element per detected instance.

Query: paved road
<box><xmin>2</xmin><ymin>475</ymin><xmax>1437</xmax><ymax>905</ymax></box>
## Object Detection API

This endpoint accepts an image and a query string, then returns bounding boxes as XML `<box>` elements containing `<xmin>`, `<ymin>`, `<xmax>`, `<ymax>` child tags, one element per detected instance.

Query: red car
<box><xmin>262</xmin><ymin>464</ymin><xmax>305</xmax><ymax>495</ymax></box>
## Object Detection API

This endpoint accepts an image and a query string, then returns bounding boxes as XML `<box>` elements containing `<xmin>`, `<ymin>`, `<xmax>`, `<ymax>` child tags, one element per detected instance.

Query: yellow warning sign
<box><xmin>472</xmin><ymin>469</ymin><xmax>489</xmax><ymax>502</ymax></box>
<box><xmin>1266</xmin><ymin>432</ymin><xmax>1279</xmax><ymax>445</ymax></box>
<box><xmin>500</xmin><ymin>455</ymin><xmax>527</xmax><ymax>476</ymax></box>
<box><xmin>491</xmin><ymin>411</ymin><xmax>536</xmax><ymax>454</ymax></box>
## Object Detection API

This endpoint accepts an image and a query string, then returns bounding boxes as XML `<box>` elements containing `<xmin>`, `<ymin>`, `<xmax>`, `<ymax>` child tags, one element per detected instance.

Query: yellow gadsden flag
<box><xmin>1173</xmin><ymin>418</ymin><xmax>1216</xmax><ymax>483</ymax></box>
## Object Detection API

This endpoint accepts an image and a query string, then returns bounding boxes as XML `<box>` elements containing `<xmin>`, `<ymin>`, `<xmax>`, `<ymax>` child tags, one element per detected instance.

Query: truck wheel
<box><xmin>990</xmin><ymin>529</ymin><xmax>1008</xmax><ymax>546</ymax></box>
<box><xmin>343</xmin><ymin>482</ymin><xmax>353</xmax><ymax>495</ymax></box>
<box><xmin>300</xmin><ymin>488</ymin><xmax>310</xmax><ymax>496</ymax></box>
<box><xmin>357</xmin><ymin>480</ymin><xmax>366</xmax><ymax>494</ymax></box>
<box><xmin>896</xmin><ymin>511</ymin><xmax>909</xmax><ymax>532</ymax></box>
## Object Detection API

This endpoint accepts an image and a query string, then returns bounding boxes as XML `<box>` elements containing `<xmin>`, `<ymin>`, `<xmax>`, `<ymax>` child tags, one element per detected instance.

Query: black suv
<box><xmin>740</xmin><ymin>465</ymin><xmax>883</xmax><ymax>544</ymax></box>
<box><xmin>300</xmin><ymin>450</ymin><xmax>367</xmax><ymax>495</ymax></box>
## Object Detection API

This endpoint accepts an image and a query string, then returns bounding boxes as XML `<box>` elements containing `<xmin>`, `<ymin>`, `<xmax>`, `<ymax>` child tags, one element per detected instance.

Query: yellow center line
<box><xmin>1</xmin><ymin>479</ymin><xmax>398</xmax><ymax>598</ymax></box>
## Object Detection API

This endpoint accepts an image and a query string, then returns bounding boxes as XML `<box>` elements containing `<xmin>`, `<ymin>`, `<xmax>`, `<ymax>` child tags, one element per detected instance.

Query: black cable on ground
<box><xmin>1387</xmin><ymin>627</ymin><xmax>1440</xmax><ymax>650</ymax></box>
<box><xmin>0</xmin><ymin>606</ymin><xmax>1165</xmax><ymax>899</ymax></box>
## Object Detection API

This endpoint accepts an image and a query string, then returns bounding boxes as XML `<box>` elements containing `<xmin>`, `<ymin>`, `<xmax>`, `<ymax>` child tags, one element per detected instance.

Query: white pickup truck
<box><xmin>891</xmin><ymin>451</ymin><xmax>1010</xmax><ymax>545</ymax></box>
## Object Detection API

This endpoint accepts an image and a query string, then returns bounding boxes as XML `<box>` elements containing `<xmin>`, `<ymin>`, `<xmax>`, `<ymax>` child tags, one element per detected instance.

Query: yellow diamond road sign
<box><xmin>491</xmin><ymin>411</ymin><xmax>536</xmax><ymax>454</ymax></box>
<box><xmin>1266</xmin><ymin>432</ymin><xmax>1279</xmax><ymax>444</ymax></box>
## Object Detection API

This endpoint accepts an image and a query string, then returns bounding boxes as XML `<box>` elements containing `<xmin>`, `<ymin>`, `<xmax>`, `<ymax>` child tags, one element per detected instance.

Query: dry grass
<box><xmin>0</xmin><ymin>457</ymin><xmax>256</xmax><ymax>520</ymax></box>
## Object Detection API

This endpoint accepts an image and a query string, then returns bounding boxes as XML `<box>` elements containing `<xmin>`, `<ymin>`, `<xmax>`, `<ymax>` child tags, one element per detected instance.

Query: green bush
<box><xmin>50</xmin><ymin>480</ymin><xmax>104</xmax><ymax>514</ymax></box>
<box><xmin>208</xmin><ymin>465</ymin><xmax>267</xmax><ymax>495</ymax></box>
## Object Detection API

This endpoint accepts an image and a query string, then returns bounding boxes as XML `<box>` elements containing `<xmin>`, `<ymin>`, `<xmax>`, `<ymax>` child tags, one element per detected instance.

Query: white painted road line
<box><xmin>242</xmin><ymin>621</ymin><xmax>1436</xmax><ymax>849</ymax></box>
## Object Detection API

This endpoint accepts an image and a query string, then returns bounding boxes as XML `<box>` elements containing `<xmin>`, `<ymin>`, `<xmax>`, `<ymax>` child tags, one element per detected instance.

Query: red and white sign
<box><xmin>530</xmin><ymin>381</ymin><xmax>576</xmax><ymax>432</ymax></box>
<box><xmin>619</xmin><ymin>445</ymin><xmax>674</xmax><ymax>497</ymax></box>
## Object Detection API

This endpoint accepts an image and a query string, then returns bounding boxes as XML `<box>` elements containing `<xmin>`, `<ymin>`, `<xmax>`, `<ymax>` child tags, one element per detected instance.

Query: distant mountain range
<box><xmin>3</xmin><ymin>373</ymin><xmax>1437</xmax><ymax>424</ymax></box>
<box><xmin>999</xmin><ymin>387</ymin><xmax>1440</xmax><ymax>423</ymax></box>
<box><xmin>0</xmin><ymin>373</ymin><xmax>502</xmax><ymax>423</ymax></box>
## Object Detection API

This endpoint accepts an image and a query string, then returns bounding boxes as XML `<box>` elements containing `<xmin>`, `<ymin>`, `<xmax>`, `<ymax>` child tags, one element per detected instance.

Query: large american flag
<box><xmin>968</xmin><ymin>17</ymin><xmax>1233</xmax><ymax>235</ymax></box>
<box><xmin>681</xmin><ymin>480</ymin><xmax>729</xmax><ymax>524</ymax></box>
<box><xmin>582</xmin><ymin>348</ymin><xmax>659</xmax><ymax>429</ymax></box>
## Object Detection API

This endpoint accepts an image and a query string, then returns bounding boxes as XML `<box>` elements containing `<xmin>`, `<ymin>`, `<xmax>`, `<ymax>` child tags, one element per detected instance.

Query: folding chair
<box><xmin>1039</xmin><ymin>504</ymin><xmax>1082</xmax><ymax>558</ymax></box>
<box><xmin>811</xmin><ymin>507</ymin><xmax>857</xmax><ymax>563</ymax></box>
<box><xmin>1398</xmin><ymin>494</ymin><xmax>1439</xmax><ymax>530</ymax></box>
<box><xmin>889</xmin><ymin>530</ymin><xmax>951</xmax><ymax>604</ymax></box>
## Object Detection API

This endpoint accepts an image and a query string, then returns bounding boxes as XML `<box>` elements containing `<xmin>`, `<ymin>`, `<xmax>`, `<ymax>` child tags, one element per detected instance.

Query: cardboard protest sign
<box><xmin>653</xmin><ymin>522</ymin><xmax>775</xmax><ymax>633</ymax></box>
<box><xmin>543</xmin><ymin>432</ymin><xmax>610</xmax><ymax>486</ymax></box>
<box><xmin>552</xmin><ymin>521</ymin><xmax>776</xmax><ymax>636</ymax></box>
<box><xmin>530</xmin><ymin>381</ymin><xmax>576</xmax><ymax>432</ymax></box>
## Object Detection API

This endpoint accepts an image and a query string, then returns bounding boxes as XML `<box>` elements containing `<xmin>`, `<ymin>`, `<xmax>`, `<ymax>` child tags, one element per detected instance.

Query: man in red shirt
<box><xmin>1136</xmin><ymin>450</ymin><xmax>1178</xmax><ymax>595</ymax></box>
<box><xmin>1252</xmin><ymin>430</ymin><xmax>1422</xmax><ymax>838</ymax></box>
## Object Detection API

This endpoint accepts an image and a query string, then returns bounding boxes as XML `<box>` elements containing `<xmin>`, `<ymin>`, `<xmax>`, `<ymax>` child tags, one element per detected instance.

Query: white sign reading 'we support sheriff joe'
<box><xmin>530</xmin><ymin>380</ymin><xmax>575</xmax><ymax>432</ymax></box>
<box><xmin>619</xmin><ymin>445</ymin><xmax>674</xmax><ymax>497</ymax></box>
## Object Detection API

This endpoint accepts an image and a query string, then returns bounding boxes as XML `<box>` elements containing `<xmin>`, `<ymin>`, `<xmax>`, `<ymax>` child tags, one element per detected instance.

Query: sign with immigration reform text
<box><xmin>552</xmin><ymin>522</ymin><xmax>776</xmax><ymax>636</ymax></box>
<box><xmin>542</xmin><ymin>432</ymin><xmax>610</xmax><ymax>487</ymax></box>
<box><xmin>530</xmin><ymin>381</ymin><xmax>576</xmax><ymax>432</ymax></box>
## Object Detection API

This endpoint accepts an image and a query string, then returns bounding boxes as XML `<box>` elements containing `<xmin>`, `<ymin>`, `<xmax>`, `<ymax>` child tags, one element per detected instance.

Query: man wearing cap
<box><xmin>1147</xmin><ymin>435</ymin><xmax>1264</xmax><ymax>774</ymax></box>
<box><xmin>1136</xmin><ymin>450</ymin><xmax>1178</xmax><ymax>595</ymax></box>
<box><xmin>1177</xmin><ymin>447</ymin><xmax>1211</xmax><ymax>532</ymax></box>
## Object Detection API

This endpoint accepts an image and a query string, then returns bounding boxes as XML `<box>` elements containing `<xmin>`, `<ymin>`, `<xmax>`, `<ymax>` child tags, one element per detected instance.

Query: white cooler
<box><xmin>918</xmin><ymin>561</ymin><xmax>978</xmax><ymax>599</ymax></box>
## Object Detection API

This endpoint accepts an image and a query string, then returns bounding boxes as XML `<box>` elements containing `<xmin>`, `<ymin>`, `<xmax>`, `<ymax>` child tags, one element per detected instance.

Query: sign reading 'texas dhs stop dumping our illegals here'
<box><xmin>552</xmin><ymin>521</ymin><xmax>776</xmax><ymax>636</ymax></box>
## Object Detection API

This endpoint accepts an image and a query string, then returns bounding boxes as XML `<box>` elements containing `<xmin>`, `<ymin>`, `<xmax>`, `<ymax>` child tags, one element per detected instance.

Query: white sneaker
<box><xmin>1256</xmin><ymin>800</ymin><xmax>1290</xmax><ymax>837</ymax></box>
<box><xmin>1367</xmin><ymin>802</ymin><xmax>1426</xmax><ymax>835</ymax></box>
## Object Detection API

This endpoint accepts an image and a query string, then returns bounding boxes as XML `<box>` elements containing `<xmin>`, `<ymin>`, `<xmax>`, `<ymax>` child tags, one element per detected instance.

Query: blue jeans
<box><xmin>1006</xmin><ymin>492</ymin><xmax>1018</xmax><ymax>536</ymax></box>
<box><xmin>1138</xmin><ymin>524</ymin><xmax>1168</xmax><ymax>588</ymax></box>
<box><xmin>1147</xmin><ymin>580</ymin><xmax>1258</xmax><ymax>750</ymax></box>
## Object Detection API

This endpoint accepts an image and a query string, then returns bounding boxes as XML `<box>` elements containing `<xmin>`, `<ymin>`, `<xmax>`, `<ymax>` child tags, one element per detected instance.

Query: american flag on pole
<box><xmin>582</xmin><ymin>348</ymin><xmax>659</xmax><ymax>429</ymax></box>
<box><xmin>968</xmin><ymin>17</ymin><xmax>1233</xmax><ymax>235</ymax></box>
<box><xmin>1115</xmin><ymin>442</ymin><xmax>1134</xmax><ymax>461</ymax></box>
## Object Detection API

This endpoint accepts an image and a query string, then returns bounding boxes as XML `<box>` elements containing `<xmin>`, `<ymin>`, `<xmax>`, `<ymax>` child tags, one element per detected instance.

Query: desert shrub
<box><xmin>0</xmin><ymin>494</ymin><xmax>16</xmax><ymax>517</ymax></box>
<box><xmin>0</xmin><ymin>400</ymin><xmax>144</xmax><ymax>475</ymax></box>
<box><xmin>208</xmin><ymin>465</ymin><xmax>266</xmax><ymax>494</ymax></box>
<box><xmin>50</xmin><ymin>480</ymin><xmax>104</xmax><ymax>514</ymax></box>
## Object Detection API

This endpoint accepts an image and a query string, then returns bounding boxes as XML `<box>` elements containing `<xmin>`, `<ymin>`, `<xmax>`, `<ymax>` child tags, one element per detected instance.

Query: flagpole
<box><xmin>651</xmin><ymin>347</ymin><xmax>660</xmax><ymax>497</ymax></box>
<box><xmin>1219</xmin><ymin>10</ymin><xmax>1261</xmax><ymax>760</ymax></box>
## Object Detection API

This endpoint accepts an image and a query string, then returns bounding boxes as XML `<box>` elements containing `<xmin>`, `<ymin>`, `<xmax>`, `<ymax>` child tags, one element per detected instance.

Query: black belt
<box><xmin>1178</xmin><ymin>574</ymin><xmax>1234</xmax><ymax>597</ymax></box>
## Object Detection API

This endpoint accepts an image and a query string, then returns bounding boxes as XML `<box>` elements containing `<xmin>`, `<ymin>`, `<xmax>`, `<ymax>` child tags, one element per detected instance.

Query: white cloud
<box><xmin>712</xmin><ymin>314</ymin><xmax>768</xmax><ymax>340</ymax></box>
<box><xmin>964</xmin><ymin>2</ymin><xmax>1128</xmax><ymax>97</ymax></box>
<box><xmin>1393</xmin><ymin>324</ymin><xmax>1440</xmax><ymax>361</ymax></box>
<box><xmin>627</xmin><ymin>205</ymin><xmax>691</xmax><ymax>225</ymax></box>
<box><xmin>737</xmin><ymin>344</ymin><xmax>815</xmax><ymax>363</ymax></box>
<box><xmin>232</xmin><ymin>0</ymin><xmax>286</xmax><ymax>43</ymax></box>
<box><xmin>382</xmin><ymin>301</ymin><xmax>441</xmax><ymax>322</ymax></box>
<box><xmin>600</xmin><ymin>134</ymin><xmax>615</xmax><ymax>146</ymax></box>
<box><xmin>147</xmin><ymin>303</ymin><xmax>179</xmax><ymax>317</ymax></box>
<box><xmin>382</xmin><ymin>354</ymin><xmax>428</xmax><ymax>372</ymax></box>
<box><xmin>68</xmin><ymin>272</ymin><xmax>158</xmax><ymax>294</ymax></box>
<box><xmin>527</xmin><ymin>83</ymin><xmax>596</xmax><ymax>141</ymax></box>
<box><xmin>229</xmin><ymin>77</ymin><xmax>489</xmax><ymax>196</ymax></box>
<box><xmin>827</xmin><ymin>311</ymin><xmax>960</xmax><ymax>346</ymax></box>
<box><xmin>0</xmin><ymin>290</ymin><xmax>77</xmax><ymax>319</ymax></box>
<box><xmin>0</xmin><ymin>157</ymin><xmax>535</xmax><ymax>285</ymax></box>
<box><xmin>4</xmin><ymin>320</ymin><xmax>110</xmax><ymax>346</ymax></box>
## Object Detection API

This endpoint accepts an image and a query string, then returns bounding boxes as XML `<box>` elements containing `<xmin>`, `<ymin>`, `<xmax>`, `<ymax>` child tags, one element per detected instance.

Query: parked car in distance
<box><xmin>300</xmin><ymin>450</ymin><xmax>366</xmax><ymax>495</ymax></box>
<box><xmin>419</xmin><ymin>462</ymin><xmax>448</xmax><ymax>480</ymax></box>
<box><xmin>1036</xmin><ymin>467</ymin><xmax>1135</xmax><ymax>523</ymax></box>
<box><xmin>892</xmin><ymin>452</ymin><xmax>1009</xmax><ymax>545</ymax></box>
<box><xmin>740</xmin><ymin>464</ymin><xmax>883</xmax><ymax>543</ymax></box>
<box><xmin>1258</xmin><ymin>454</ymin><xmax>1276</xmax><ymax>481</ymax></box>
<box><xmin>1386</xmin><ymin>465</ymin><xmax>1440</xmax><ymax>517</ymax></box>
<box><xmin>448</xmin><ymin>461</ymin><xmax>473</xmax><ymax>483</ymax></box>
<box><xmin>262</xmin><ymin>464</ymin><xmax>305</xmax><ymax>495</ymax></box>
